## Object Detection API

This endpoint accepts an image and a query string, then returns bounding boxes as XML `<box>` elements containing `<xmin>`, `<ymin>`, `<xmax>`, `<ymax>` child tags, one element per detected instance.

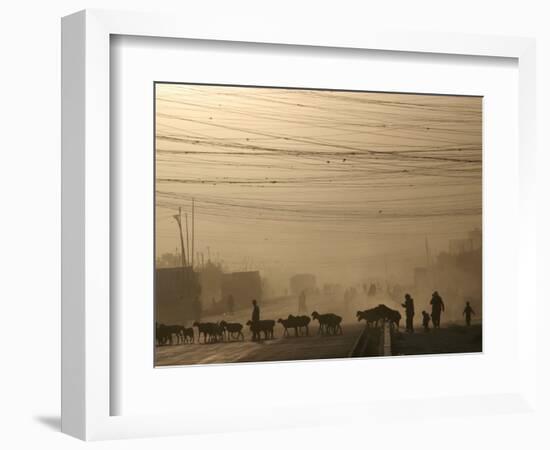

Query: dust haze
<box><xmin>154</xmin><ymin>83</ymin><xmax>482</xmax><ymax>365</ymax></box>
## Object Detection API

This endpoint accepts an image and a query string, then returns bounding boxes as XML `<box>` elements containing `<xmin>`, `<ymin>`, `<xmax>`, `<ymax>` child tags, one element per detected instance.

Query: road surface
<box><xmin>391</xmin><ymin>324</ymin><xmax>482</xmax><ymax>356</ymax></box>
<box><xmin>156</xmin><ymin>322</ymin><xmax>365</xmax><ymax>366</ymax></box>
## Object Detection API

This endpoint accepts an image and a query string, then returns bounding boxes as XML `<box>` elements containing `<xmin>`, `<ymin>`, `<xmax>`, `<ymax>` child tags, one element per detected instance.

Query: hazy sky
<box><xmin>155</xmin><ymin>84</ymin><xmax>481</xmax><ymax>284</ymax></box>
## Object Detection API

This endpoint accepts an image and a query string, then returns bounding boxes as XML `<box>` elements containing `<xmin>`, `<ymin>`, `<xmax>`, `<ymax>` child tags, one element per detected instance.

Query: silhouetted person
<box><xmin>227</xmin><ymin>294</ymin><xmax>235</xmax><ymax>314</ymax></box>
<box><xmin>463</xmin><ymin>301</ymin><xmax>475</xmax><ymax>326</ymax></box>
<box><xmin>430</xmin><ymin>291</ymin><xmax>445</xmax><ymax>328</ymax></box>
<box><xmin>422</xmin><ymin>310</ymin><xmax>430</xmax><ymax>332</ymax></box>
<box><xmin>401</xmin><ymin>293</ymin><xmax>415</xmax><ymax>333</ymax></box>
<box><xmin>298</xmin><ymin>290</ymin><xmax>307</xmax><ymax>313</ymax></box>
<box><xmin>251</xmin><ymin>299</ymin><xmax>260</xmax><ymax>341</ymax></box>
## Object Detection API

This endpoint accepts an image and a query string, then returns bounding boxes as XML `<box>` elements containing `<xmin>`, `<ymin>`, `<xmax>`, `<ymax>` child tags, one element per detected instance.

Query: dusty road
<box><xmin>392</xmin><ymin>323</ymin><xmax>482</xmax><ymax>356</ymax></box>
<box><xmin>155</xmin><ymin>322</ymin><xmax>365</xmax><ymax>366</ymax></box>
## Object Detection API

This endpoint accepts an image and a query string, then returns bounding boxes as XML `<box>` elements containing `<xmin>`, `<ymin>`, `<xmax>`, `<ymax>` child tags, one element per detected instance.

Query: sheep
<box><xmin>385</xmin><ymin>309</ymin><xmax>401</xmax><ymax>329</ymax></box>
<box><xmin>246</xmin><ymin>320</ymin><xmax>275</xmax><ymax>340</ymax></box>
<box><xmin>156</xmin><ymin>323</ymin><xmax>170</xmax><ymax>346</ymax></box>
<box><xmin>288</xmin><ymin>314</ymin><xmax>311</xmax><ymax>336</ymax></box>
<box><xmin>210</xmin><ymin>322</ymin><xmax>225</xmax><ymax>342</ymax></box>
<box><xmin>278</xmin><ymin>317</ymin><xmax>298</xmax><ymax>337</ymax></box>
<box><xmin>373</xmin><ymin>304</ymin><xmax>401</xmax><ymax>329</ymax></box>
<box><xmin>311</xmin><ymin>311</ymin><xmax>327</xmax><ymax>334</ymax></box>
<box><xmin>156</xmin><ymin>324</ymin><xmax>184</xmax><ymax>345</ymax></box>
<box><xmin>357</xmin><ymin>304</ymin><xmax>401</xmax><ymax>329</ymax></box>
<box><xmin>356</xmin><ymin>309</ymin><xmax>382</xmax><ymax>327</ymax></box>
<box><xmin>278</xmin><ymin>315</ymin><xmax>312</xmax><ymax>337</ymax></box>
<box><xmin>325</xmin><ymin>313</ymin><xmax>343</xmax><ymax>335</ymax></box>
<box><xmin>193</xmin><ymin>321</ymin><xmax>218</xmax><ymax>343</ymax></box>
<box><xmin>220</xmin><ymin>320</ymin><xmax>244</xmax><ymax>341</ymax></box>
<box><xmin>180</xmin><ymin>326</ymin><xmax>194</xmax><ymax>343</ymax></box>
<box><xmin>311</xmin><ymin>311</ymin><xmax>343</xmax><ymax>336</ymax></box>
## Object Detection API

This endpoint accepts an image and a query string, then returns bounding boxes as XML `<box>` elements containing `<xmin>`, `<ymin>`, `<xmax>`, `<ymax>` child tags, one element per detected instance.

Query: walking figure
<box><xmin>430</xmin><ymin>291</ymin><xmax>445</xmax><ymax>328</ymax></box>
<box><xmin>422</xmin><ymin>310</ymin><xmax>431</xmax><ymax>332</ymax></box>
<box><xmin>251</xmin><ymin>299</ymin><xmax>260</xmax><ymax>341</ymax></box>
<box><xmin>463</xmin><ymin>301</ymin><xmax>475</xmax><ymax>326</ymax></box>
<box><xmin>401</xmin><ymin>293</ymin><xmax>415</xmax><ymax>333</ymax></box>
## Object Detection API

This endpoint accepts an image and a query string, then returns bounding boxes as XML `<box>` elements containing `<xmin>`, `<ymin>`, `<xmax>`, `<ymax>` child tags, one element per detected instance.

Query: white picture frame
<box><xmin>61</xmin><ymin>9</ymin><xmax>537</xmax><ymax>441</ymax></box>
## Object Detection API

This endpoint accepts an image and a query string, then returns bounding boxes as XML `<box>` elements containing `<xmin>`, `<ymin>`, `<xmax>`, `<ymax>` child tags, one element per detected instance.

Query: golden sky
<box><xmin>155</xmin><ymin>84</ymin><xmax>481</xmax><ymax>284</ymax></box>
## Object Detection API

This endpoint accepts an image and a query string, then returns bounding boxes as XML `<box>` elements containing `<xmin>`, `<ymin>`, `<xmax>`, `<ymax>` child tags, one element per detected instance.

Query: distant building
<box><xmin>289</xmin><ymin>273</ymin><xmax>317</xmax><ymax>295</ymax></box>
<box><xmin>449</xmin><ymin>238</ymin><xmax>474</xmax><ymax>255</ymax></box>
<box><xmin>156</xmin><ymin>251</ymin><xmax>182</xmax><ymax>268</ymax></box>
<box><xmin>155</xmin><ymin>266</ymin><xmax>201</xmax><ymax>324</ymax></box>
<box><xmin>198</xmin><ymin>261</ymin><xmax>223</xmax><ymax>304</ymax></box>
<box><xmin>221</xmin><ymin>271</ymin><xmax>262</xmax><ymax>309</ymax></box>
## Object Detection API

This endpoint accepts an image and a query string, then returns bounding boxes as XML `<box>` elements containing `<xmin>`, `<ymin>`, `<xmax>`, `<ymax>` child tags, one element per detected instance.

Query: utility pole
<box><xmin>172</xmin><ymin>208</ymin><xmax>186</xmax><ymax>267</ymax></box>
<box><xmin>191</xmin><ymin>197</ymin><xmax>195</xmax><ymax>268</ymax></box>
<box><xmin>185</xmin><ymin>213</ymin><xmax>190</xmax><ymax>267</ymax></box>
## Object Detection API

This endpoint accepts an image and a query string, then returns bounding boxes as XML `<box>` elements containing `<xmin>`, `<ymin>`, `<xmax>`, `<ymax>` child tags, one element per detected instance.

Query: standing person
<box><xmin>422</xmin><ymin>311</ymin><xmax>431</xmax><ymax>332</ymax></box>
<box><xmin>251</xmin><ymin>299</ymin><xmax>260</xmax><ymax>341</ymax></box>
<box><xmin>463</xmin><ymin>301</ymin><xmax>475</xmax><ymax>326</ymax></box>
<box><xmin>298</xmin><ymin>290</ymin><xmax>307</xmax><ymax>313</ymax></box>
<box><xmin>430</xmin><ymin>291</ymin><xmax>445</xmax><ymax>328</ymax></box>
<box><xmin>401</xmin><ymin>293</ymin><xmax>415</xmax><ymax>333</ymax></box>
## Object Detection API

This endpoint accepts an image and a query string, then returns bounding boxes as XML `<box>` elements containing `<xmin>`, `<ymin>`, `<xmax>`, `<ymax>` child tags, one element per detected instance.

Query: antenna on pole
<box><xmin>172</xmin><ymin>208</ymin><xmax>186</xmax><ymax>267</ymax></box>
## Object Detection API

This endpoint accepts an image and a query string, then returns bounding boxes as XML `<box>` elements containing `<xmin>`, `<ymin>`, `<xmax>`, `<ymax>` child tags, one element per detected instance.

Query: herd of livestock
<box><xmin>156</xmin><ymin>304</ymin><xmax>401</xmax><ymax>346</ymax></box>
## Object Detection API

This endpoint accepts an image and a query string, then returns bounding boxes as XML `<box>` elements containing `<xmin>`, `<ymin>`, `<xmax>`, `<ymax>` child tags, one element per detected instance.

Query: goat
<box><xmin>356</xmin><ymin>309</ymin><xmax>381</xmax><ymax>327</ymax></box>
<box><xmin>193</xmin><ymin>321</ymin><xmax>218</xmax><ymax>343</ymax></box>
<box><xmin>210</xmin><ymin>322</ymin><xmax>225</xmax><ymax>343</ymax></box>
<box><xmin>180</xmin><ymin>326</ymin><xmax>194</xmax><ymax>343</ymax></box>
<box><xmin>246</xmin><ymin>320</ymin><xmax>275</xmax><ymax>340</ymax></box>
<box><xmin>156</xmin><ymin>323</ymin><xmax>170</xmax><ymax>346</ymax></box>
<box><xmin>288</xmin><ymin>314</ymin><xmax>311</xmax><ymax>336</ymax></box>
<box><xmin>156</xmin><ymin>324</ymin><xmax>184</xmax><ymax>345</ymax></box>
<box><xmin>278</xmin><ymin>317</ymin><xmax>298</xmax><ymax>337</ymax></box>
<box><xmin>325</xmin><ymin>313</ymin><xmax>343</xmax><ymax>335</ymax></box>
<box><xmin>311</xmin><ymin>311</ymin><xmax>343</xmax><ymax>335</ymax></box>
<box><xmin>357</xmin><ymin>304</ymin><xmax>401</xmax><ymax>329</ymax></box>
<box><xmin>220</xmin><ymin>320</ymin><xmax>244</xmax><ymax>341</ymax></box>
<box><xmin>386</xmin><ymin>309</ymin><xmax>401</xmax><ymax>329</ymax></box>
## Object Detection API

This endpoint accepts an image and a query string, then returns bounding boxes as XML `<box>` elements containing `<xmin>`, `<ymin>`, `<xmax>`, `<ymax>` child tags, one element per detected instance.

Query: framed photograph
<box><xmin>62</xmin><ymin>9</ymin><xmax>537</xmax><ymax>441</ymax></box>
